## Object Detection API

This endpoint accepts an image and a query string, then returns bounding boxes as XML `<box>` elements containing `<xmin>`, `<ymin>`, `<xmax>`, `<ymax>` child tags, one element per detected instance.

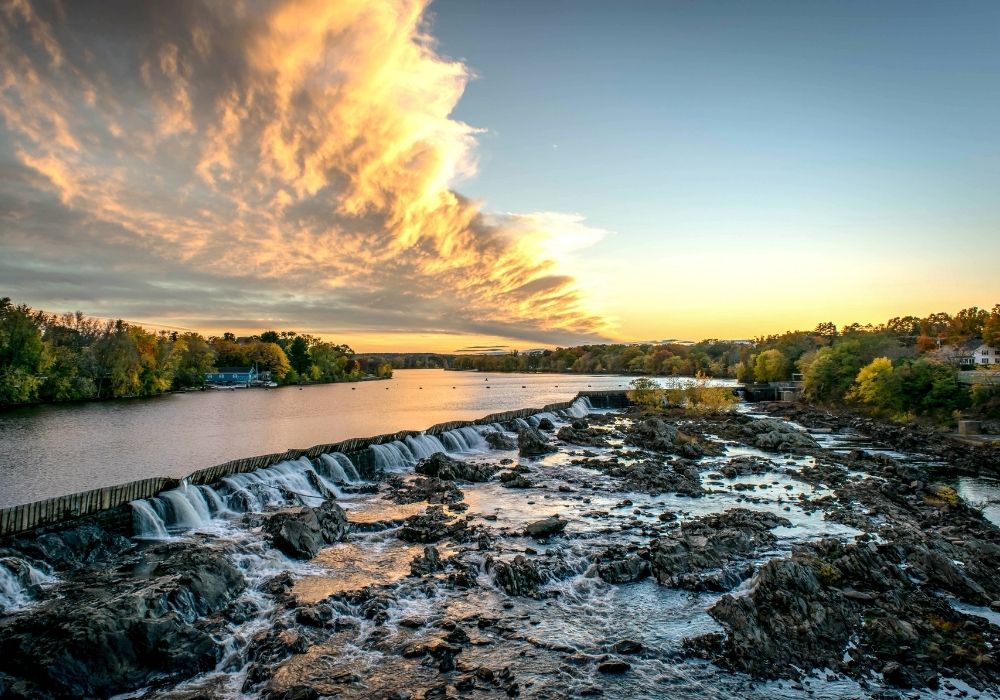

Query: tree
<box><xmin>752</xmin><ymin>349</ymin><xmax>790</xmax><ymax>382</ymax></box>
<box><xmin>846</xmin><ymin>357</ymin><xmax>898</xmax><ymax>412</ymax></box>
<box><xmin>173</xmin><ymin>333</ymin><xmax>216</xmax><ymax>388</ymax></box>
<box><xmin>983</xmin><ymin>304</ymin><xmax>1000</xmax><ymax>347</ymax></box>
<box><xmin>288</xmin><ymin>336</ymin><xmax>312</xmax><ymax>376</ymax></box>
<box><xmin>627</xmin><ymin>377</ymin><xmax>664</xmax><ymax>413</ymax></box>
<box><xmin>0</xmin><ymin>298</ymin><xmax>48</xmax><ymax>403</ymax></box>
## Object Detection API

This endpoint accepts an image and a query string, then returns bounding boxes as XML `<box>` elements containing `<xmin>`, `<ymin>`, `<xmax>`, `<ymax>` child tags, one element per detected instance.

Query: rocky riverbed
<box><xmin>1</xmin><ymin>401</ymin><xmax>999</xmax><ymax>699</ymax></box>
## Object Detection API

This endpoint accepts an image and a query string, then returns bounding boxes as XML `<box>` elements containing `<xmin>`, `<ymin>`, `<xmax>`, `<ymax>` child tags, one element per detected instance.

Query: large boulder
<box><xmin>415</xmin><ymin>452</ymin><xmax>498</xmax><ymax>482</ymax></box>
<box><xmin>483</xmin><ymin>431</ymin><xmax>517</xmax><ymax>451</ymax></box>
<box><xmin>649</xmin><ymin>509</ymin><xmax>790</xmax><ymax>591</ymax></box>
<box><xmin>626</xmin><ymin>417</ymin><xmax>680</xmax><ymax>451</ymax></box>
<box><xmin>518</xmin><ymin>426</ymin><xmax>557</xmax><ymax>457</ymax></box>
<box><xmin>0</xmin><ymin>544</ymin><xmax>245</xmax><ymax>698</ymax></box>
<box><xmin>524</xmin><ymin>515</ymin><xmax>568</xmax><ymax>539</ymax></box>
<box><xmin>557</xmin><ymin>425</ymin><xmax>610</xmax><ymax>447</ymax></box>
<box><xmin>744</xmin><ymin>418</ymin><xmax>818</xmax><ymax>452</ymax></box>
<box><xmin>262</xmin><ymin>500</ymin><xmax>350</xmax><ymax>559</ymax></box>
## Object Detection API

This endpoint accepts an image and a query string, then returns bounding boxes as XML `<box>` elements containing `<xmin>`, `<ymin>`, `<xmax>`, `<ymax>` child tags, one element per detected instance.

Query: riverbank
<box><xmin>2</xmin><ymin>398</ymin><xmax>999</xmax><ymax>697</ymax></box>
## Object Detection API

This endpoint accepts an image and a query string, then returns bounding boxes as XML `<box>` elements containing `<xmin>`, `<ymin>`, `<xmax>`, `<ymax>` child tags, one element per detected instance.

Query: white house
<box><xmin>973</xmin><ymin>343</ymin><xmax>1000</xmax><ymax>366</ymax></box>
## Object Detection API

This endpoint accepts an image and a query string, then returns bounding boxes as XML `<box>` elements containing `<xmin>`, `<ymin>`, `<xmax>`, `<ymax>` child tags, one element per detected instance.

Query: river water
<box><xmin>0</xmin><ymin>370</ymin><xmax>704</xmax><ymax>508</ymax></box>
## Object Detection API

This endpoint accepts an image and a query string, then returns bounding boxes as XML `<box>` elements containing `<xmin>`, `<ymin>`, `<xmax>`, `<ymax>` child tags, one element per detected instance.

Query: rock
<box><xmin>410</xmin><ymin>546</ymin><xmax>445</xmax><ymax>576</ymax></box>
<box><xmin>597</xmin><ymin>659</ymin><xmax>631</xmax><ymax>674</ymax></box>
<box><xmin>517</xmin><ymin>427</ymin><xmax>556</xmax><ymax>457</ymax></box>
<box><xmin>991</xmin><ymin>600</ymin><xmax>1000</xmax><ymax>612</ymax></box>
<box><xmin>415</xmin><ymin>453</ymin><xmax>499</xmax><ymax>482</ymax></box>
<box><xmin>484</xmin><ymin>431</ymin><xmax>517</xmax><ymax>451</ymax></box>
<box><xmin>596</xmin><ymin>546</ymin><xmax>650</xmax><ymax>584</ymax></box>
<box><xmin>500</xmin><ymin>471</ymin><xmax>534</xmax><ymax>489</ymax></box>
<box><xmin>557</xmin><ymin>425</ymin><xmax>610</xmax><ymax>447</ymax></box>
<box><xmin>649</xmin><ymin>509</ymin><xmax>790</xmax><ymax>591</ymax></box>
<box><xmin>612</xmin><ymin>640</ymin><xmax>643</xmax><ymax>655</ymax></box>
<box><xmin>626</xmin><ymin>417</ymin><xmax>680</xmax><ymax>451</ymax></box>
<box><xmin>383</xmin><ymin>475</ymin><xmax>464</xmax><ymax>505</ymax></box>
<box><xmin>11</xmin><ymin>523</ymin><xmax>132</xmax><ymax>571</ymax></box>
<box><xmin>524</xmin><ymin>516</ymin><xmax>567</xmax><ymax>539</ymax></box>
<box><xmin>537</xmin><ymin>418</ymin><xmax>556</xmax><ymax>431</ymax></box>
<box><xmin>399</xmin><ymin>506</ymin><xmax>451</xmax><ymax>544</ymax></box>
<box><xmin>262</xmin><ymin>500</ymin><xmax>349</xmax><ymax>559</ymax></box>
<box><xmin>743</xmin><ymin>418</ymin><xmax>818</xmax><ymax>452</ymax></box>
<box><xmin>489</xmin><ymin>554</ymin><xmax>573</xmax><ymax>598</ymax></box>
<box><xmin>0</xmin><ymin>544</ymin><xmax>245</xmax><ymax>698</ymax></box>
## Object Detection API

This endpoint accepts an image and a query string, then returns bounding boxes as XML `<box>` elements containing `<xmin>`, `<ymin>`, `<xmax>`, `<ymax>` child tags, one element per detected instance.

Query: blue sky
<box><xmin>430</xmin><ymin>0</ymin><xmax>1000</xmax><ymax>339</ymax></box>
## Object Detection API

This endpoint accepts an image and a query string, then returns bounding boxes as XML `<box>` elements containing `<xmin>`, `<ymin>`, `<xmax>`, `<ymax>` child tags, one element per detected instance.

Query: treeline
<box><xmin>443</xmin><ymin>305</ymin><xmax>1000</xmax><ymax>420</ymax></box>
<box><xmin>0</xmin><ymin>298</ymin><xmax>392</xmax><ymax>405</ymax></box>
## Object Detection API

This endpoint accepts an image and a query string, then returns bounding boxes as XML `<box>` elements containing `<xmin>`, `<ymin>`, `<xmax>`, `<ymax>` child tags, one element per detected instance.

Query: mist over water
<box><xmin>0</xmin><ymin>370</ymin><xmax>704</xmax><ymax>508</ymax></box>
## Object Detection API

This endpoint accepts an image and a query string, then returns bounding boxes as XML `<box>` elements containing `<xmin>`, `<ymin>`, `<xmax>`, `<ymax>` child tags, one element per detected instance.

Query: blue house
<box><xmin>205</xmin><ymin>366</ymin><xmax>257</xmax><ymax>386</ymax></box>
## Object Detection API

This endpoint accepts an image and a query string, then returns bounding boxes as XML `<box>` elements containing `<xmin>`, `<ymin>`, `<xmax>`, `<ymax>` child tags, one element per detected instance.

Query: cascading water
<box><xmin>563</xmin><ymin>396</ymin><xmax>593</xmax><ymax>419</ymax></box>
<box><xmin>318</xmin><ymin>453</ymin><xmax>361</xmax><ymax>483</ymax></box>
<box><xmin>0</xmin><ymin>558</ymin><xmax>51</xmax><ymax>612</ymax></box>
<box><xmin>130</xmin><ymin>453</ymin><xmax>362</xmax><ymax>538</ymax></box>
<box><xmin>440</xmin><ymin>426</ymin><xmax>488</xmax><ymax>453</ymax></box>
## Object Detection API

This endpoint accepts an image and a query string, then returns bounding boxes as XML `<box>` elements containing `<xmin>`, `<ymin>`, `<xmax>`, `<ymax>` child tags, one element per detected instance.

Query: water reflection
<box><xmin>0</xmin><ymin>370</ymin><xmax>675</xmax><ymax>507</ymax></box>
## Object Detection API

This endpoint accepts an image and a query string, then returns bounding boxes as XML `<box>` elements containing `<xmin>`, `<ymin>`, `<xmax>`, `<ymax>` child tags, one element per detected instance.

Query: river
<box><xmin>0</xmin><ymin>370</ymin><xmax>699</xmax><ymax>508</ymax></box>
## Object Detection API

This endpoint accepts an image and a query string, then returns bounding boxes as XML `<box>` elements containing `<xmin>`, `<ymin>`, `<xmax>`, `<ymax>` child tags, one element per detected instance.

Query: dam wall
<box><xmin>0</xmin><ymin>390</ymin><xmax>629</xmax><ymax>538</ymax></box>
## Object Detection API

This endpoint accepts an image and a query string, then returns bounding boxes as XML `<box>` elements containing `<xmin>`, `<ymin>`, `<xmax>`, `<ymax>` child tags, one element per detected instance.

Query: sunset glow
<box><xmin>2</xmin><ymin>0</ymin><xmax>998</xmax><ymax>350</ymax></box>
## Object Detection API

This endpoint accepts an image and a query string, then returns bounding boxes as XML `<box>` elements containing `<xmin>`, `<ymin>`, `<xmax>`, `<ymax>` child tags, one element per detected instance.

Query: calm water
<box><xmin>0</xmin><ymin>370</ymin><xmax>655</xmax><ymax>508</ymax></box>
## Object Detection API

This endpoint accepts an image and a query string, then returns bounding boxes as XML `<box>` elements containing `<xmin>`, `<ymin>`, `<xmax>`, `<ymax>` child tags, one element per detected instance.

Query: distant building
<box><xmin>205</xmin><ymin>366</ymin><xmax>257</xmax><ymax>386</ymax></box>
<box><xmin>935</xmin><ymin>339</ymin><xmax>980</xmax><ymax>368</ymax></box>
<box><xmin>974</xmin><ymin>343</ymin><xmax>1000</xmax><ymax>366</ymax></box>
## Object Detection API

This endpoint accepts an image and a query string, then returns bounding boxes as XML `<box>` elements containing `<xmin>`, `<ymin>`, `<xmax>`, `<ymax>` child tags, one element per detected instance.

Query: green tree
<box><xmin>288</xmin><ymin>336</ymin><xmax>312</xmax><ymax>376</ymax></box>
<box><xmin>846</xmin><ymin>357</ymin><xmax>898</xmax><ymax>412</ymax></box>
<box><xmin>627</xmin><ymin>377</ymin><xmax>664</xmax><ymax>412</ymax></box>
<box><xmin>752</xmin><ymin>349</ymin><xmax>790</xmax><ymax>382</ymax></box>
<box><xmin>0</xmin><ymin>298</ymin><xmax>48</xmax><ymax>403</ymax></box>
<box><xmin>173</xmin><ymin>332</ymin><xmax>216</xmax><ymax>388</ymax></box>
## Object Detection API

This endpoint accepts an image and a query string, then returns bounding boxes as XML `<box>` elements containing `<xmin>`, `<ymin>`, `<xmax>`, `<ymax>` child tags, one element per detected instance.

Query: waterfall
<box><xmin>129</xmin><ymin>455</ymin><xmax>346</xmax><ymax>538</ymax></box>
<box><xmin>441</xmin><ymin>426</ymin><xmax>487</xmax><ymax>453</ymax></box>
<box><xmin>370</xmin><ymin>441</ymin><xmax>417</xmax><ymax>472</ymax></box>
<box><xmin>318</xmin><ymin>452</ymin><xmax>361</xmax><ymax>483</ymax></box>
<box><xmin>514</xmin><ymin>418</ymin><xmax>531</xmax><ymax>430</ymax></box>
<box><xmin>0</xmin><ymin>558</ymin><xmax>51</xmax><ymax>612</ymax></box>
<box><xmin>564</xmin><ymin>396</ymin><xmax>593</xmax><ymax>419</ymax></box>
<box><xmin>131</xmin><ymin>499</ymin><xmax>169</xmax><ymax>539</ymax></box>
<box><xmin>404</xmin><ymin>434</ymin><xmax>446</xmax><ymax>460</ymax></box>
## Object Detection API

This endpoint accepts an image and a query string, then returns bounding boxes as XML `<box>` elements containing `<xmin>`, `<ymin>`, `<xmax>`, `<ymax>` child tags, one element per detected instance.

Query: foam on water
<box><xmin>130</xmin><ymin>453</ymin><xmax>362</xmax><ymax>537</ymax></box>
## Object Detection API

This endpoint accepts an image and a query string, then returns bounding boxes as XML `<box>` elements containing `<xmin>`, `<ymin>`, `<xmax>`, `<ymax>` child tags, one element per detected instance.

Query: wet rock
<box><xmin>415</xmin><ymin>453</ymin><xmax>499</xmax><ymax>483</ymax></box>
<box><xmin>262</xmin><ymin>500</ymin><xmax>350</xmax><ymax>559</ymax></box>
<box><xmin>0</xmin><ymin>544</ymin><xmax>245</xmax><ymax>698</ymax></box>
<box><xmin>595</xmin><ymin>545</ymin><xmax>650</xmax><ymax>584</ymax></box>
<box><xmin>410</xmin><ymin>546</ymin><xmax>446</xmax><ymax>576</ymax></box>
<box><xmin>649</xmin><ymin>509</ymin><xmax>790</xmax><ymax>591</ymax></box>
<box><xmin>11</xmin><ymin>523</ymin><xmax>132</xmax><ymax>571</ymax></box>
<box><xmin>743</xmin><ymin>418</ymin><xmax>818</xmax><ymax>452</ymax></box>
<box><xmin>612</xmin><ymin>639</ymin><xmax>643</xmax><ymax>655</ymax></box>
<box><xmin>517</xmin><ymin>426</ymin><xmax>557</xmax><ymax>457</ymax></box>
<box><xmin>524</xmin><ymin>515</ymin><xmax>567</xmax><ymax>539</ymax></box>
<box><xmin>399</xmin><ymin>506</ymin><xmax>451</xmax><ymax>544</ymax></box>
<box><xmin>626</xmin><ymin>416</ymin><xmax>679</xmax><ymax>451</ymax></box>
<box><xmin>484</xmin><ymin>431</ymin><xmax>517</xmax><ymax>451</ymax></box>
<box><xmin>537</xmin><ymin>417</ymin><xmax>556</xmax><ymax>431</ymax></box>
<box><xmin>489</xmin><ymin>555</ymin><xmax>549</xmax><ymax>598</ymax></box>
<box><xmin>557</xmin><ymin>425</ymin><xmax>610</xmax><ymax>447</ymax></box>
<box><xmin>383</xmin><ymin>475</ymin><xmax>464</xmax><ymax>506</ymax></box>
<box><xmin>500</xmin><ymin>472</ymin><xmax>534</xmax><ymax>489</ymax></box>
<box><xmin>597</xmin><ymin>658</ymin><xmax>631</xmax><ymax>674</ymax></box>
<box><xmin>584</xmin><ymin>457</ymin><xmax>705</xmax><ymax>497</ymax></box>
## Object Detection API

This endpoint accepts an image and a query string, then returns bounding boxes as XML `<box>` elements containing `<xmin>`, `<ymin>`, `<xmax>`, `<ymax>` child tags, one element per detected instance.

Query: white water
<box><xmin>130</xmin><ymin>453</ymin><xmax>364</xmax><ymax>537</ymax></box>
<box><xmin>0</xmin><ymin>558</ymin><xmax>52</xmax><ymax>612</ymax></box>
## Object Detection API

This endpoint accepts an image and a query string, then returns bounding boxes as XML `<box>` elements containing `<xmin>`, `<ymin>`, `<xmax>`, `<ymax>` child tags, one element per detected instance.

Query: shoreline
<box><xmin>1</xmin><ymin>397</ymin><xmax>998</xmax><ymax>697</ymax></box>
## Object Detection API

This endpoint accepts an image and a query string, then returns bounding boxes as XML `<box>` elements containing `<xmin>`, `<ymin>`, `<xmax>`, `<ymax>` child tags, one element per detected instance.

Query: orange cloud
<box><xmin>0</xmin><ymin>0</ymin><xmax>608</xmax><ymax>346</ymax></box>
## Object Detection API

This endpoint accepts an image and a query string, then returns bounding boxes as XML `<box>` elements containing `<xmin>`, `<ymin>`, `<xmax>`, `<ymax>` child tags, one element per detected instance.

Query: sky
<box><xmin>1</xmin><ymin>0</ymin><xmax>998</xmax><ymax>352</ymax></box>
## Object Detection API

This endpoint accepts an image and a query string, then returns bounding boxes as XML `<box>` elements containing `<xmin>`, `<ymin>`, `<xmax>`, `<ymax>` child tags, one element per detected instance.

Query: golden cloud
<box><xmin>0</xmin><ymin>0</ymin><xmax>608</xmax><ymax>344</ymax></box>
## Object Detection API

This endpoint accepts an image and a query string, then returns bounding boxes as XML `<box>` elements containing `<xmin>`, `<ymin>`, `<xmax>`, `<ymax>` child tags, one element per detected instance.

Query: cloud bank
<box><xmin>0</xmin><ymin>0</ymin><xmax>607</xmax><ymax>347</ymax></box>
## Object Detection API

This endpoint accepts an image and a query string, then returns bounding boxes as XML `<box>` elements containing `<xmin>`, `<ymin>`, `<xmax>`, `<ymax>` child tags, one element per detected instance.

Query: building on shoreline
<box><xmin>204</xmin><ymin>366</ymin><xmax>257</xmax><ymax>387</ymax></box>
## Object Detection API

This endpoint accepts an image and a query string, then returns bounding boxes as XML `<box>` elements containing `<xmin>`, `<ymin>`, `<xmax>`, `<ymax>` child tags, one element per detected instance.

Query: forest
<box><xmin>0</xmin><ymin>298</ymin><xmax>392</xmax><ymax>405</ymax></box>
